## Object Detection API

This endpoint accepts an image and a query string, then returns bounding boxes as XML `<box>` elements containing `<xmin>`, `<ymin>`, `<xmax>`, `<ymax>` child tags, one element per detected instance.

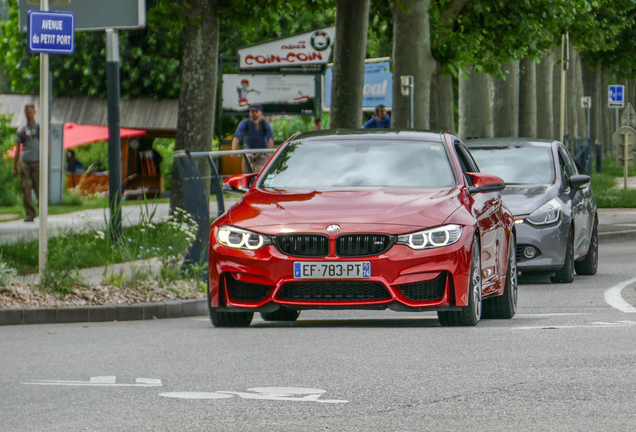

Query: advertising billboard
<box><xmin>222</xmin><ymin>74</ymin><xmax>316</xmax><ymax>115</ymax></box>
<box><xmin>322</xmin><ymin>58</ymin><xmax>392</xmax><ymax>111</ymax></box>
<box><xmin>238</xmin><ymin>27</ymin><xmax>335</xmax><ymax>70</ymax></box>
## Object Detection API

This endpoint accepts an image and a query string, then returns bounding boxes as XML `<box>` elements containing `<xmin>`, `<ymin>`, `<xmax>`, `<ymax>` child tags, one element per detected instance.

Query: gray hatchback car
<box><xmin>467</xmin><ymin>138</ymin><xmax>598</xmax><ymax>283</ymax></box>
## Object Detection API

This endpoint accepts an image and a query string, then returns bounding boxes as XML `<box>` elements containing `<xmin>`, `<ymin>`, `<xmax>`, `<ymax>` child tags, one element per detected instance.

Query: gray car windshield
<box><xmin>260</xmin><ymin>140</ymin><xmax>456</xmax><ymax>188</ymax></box>
<box><xmin>469</xmin><ymin>146</ymin><xmax>555</xmax><ymax>184</ymax></box>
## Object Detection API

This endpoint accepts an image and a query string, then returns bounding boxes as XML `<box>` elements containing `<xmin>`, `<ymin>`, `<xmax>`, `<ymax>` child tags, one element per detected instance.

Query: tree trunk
<box><xmin>430</xmin><ymin>70</ymin><xmax>455</xmax><ymax>133</ymax></box>
<box><xmin>536</xmin><ymin>51</ymin><xmax>554</xmax><ymax>139</ymax></box>
<box><xmin>391</xmin><ymin>0</ymin><xmax>434</xmax><ymax>129</ymax></box>
<box><xmin>170</xmin><ymin>0</ymin><xmax>220</xmax><ymax>211</ymax></box>
<box><xmin>565</xmin><ymin>45</ymin><xmax>581</xmax><ymax>139</ymax></box>
<box><xmin>492</xmin><ymin>61</ymin><xmax>518</xmax><ymax>137</ymax></box>
<box><xmin>458</xmin><ymin>67</ymin><xmax>493</xmax><ymax>139</ymax></box>
<box><xmin>552</xmin><ymin>45</ymin><xmax>562</xmax><ymax>141</ymax></box>
<box><xmin>518</xmin><ymin>57</ymin><xmax>537</xmax><ymax>137</ymax></box>
<box><xmin>582</xmin><ymin>59</ymin><xmax>601</xmax><ymax>146</ymax></box>
<box><xmin>329</xmin><ymin>0</ymin><xmax>370</xmax><ymax>129</ymax></box>
<box><xmin>574</xmin><ymin>52</ymin><xmax>587</xmax><ymax>139</ymax></box>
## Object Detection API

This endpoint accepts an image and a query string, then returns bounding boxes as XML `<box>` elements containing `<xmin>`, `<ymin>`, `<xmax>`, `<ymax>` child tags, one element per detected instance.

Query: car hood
<box><xmin>228</xmin><ymin>188</ymin><xmax>463</xmax><ymax>234</ymax></box>
<box><xmin>499</xmin><ymin>184</ymin><xmax>559</xmax><ymax>216</ymax></box>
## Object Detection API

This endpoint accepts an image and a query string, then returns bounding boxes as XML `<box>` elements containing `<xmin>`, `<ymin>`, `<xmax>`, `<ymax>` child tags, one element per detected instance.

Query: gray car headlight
<box><xmin>397</xmin><ymin>225</ymin><xmax>463</xmax><ymax>250</ymax></box>
<box><xmin>217</xmin><ymin>226</ymin><xmax>273</xmax><ymax>250</ymax></box>
<box><xmin>526</xmin><ymin>198</ymin><xmax>561</xmax><ymax>226</ymax></box>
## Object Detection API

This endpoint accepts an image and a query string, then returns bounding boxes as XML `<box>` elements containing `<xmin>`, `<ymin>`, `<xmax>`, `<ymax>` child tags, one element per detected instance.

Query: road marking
<box><xmin>515</xmin><ymin>313</ymin><xmax>589</xmax><ymax>317</ymax></box>
<box><xmin>513</xmin><ymin>321</ymin><xmax>636</xmax><ymax>330</ymax></box>
<box><xmin>22</xmin><ymin>376</ymin><xmax>163</xmax><ymax>387</ymax></box>
<box><xmin>604</xmin><ymin>277</ymin><xmax>636</xmax><ymax>313</ymax></box>
<box><xmin>159</xmin><ymin>387</ymin><xmax>348</xmax><ymax>403</ymax></box>
<box><xmin>159</xmin><ymin>392</ymin><xmax>233</xmax><ymax>399</ymax></box>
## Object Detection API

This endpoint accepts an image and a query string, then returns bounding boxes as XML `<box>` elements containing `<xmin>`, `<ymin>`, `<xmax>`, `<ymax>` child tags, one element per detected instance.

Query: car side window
<box><xmin>454</xmin><ymin>140</ymin><xmax>479</xmax><ymax>186</ymax></box>
<box><xmin>558</xmin><ymin>147</ymin><xmax>575</xmax><ymax>189</ymax></box>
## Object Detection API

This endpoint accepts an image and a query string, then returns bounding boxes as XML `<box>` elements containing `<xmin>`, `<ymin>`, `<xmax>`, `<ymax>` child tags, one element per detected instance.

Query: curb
<box><xmin>0</xmin><ymin>299</ymin><xmax>208</xmax><ymax>326</ymax></box>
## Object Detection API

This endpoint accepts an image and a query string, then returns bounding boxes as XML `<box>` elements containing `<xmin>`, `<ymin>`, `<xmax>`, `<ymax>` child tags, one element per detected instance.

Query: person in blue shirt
<box><xmin>363</xmin><ymin>104</ymin><xmax>391</xmax><ymax>129</ymax></box>
<box><xmin>232</xmin><ymin>104</ymin><xmax>275</xmax><ymax>172</ymax></box>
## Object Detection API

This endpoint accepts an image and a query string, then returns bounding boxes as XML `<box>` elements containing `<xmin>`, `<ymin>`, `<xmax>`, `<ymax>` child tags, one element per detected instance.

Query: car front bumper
<box><xmin>208</xmin><ymin>226</ymin><xmax>476</xmax><ymax>312</ymax></box>
<box><xmin>515</xmin><ymin>218</ymin><xmax>569</xmax><ymax>272</ymax></box>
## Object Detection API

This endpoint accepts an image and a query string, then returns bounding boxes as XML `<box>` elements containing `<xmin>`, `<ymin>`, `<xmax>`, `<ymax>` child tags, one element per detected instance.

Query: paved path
<box><xmin>0</xmin><ymin>199</ymin><xmax>240</xmax><ymax>244</ymax></box>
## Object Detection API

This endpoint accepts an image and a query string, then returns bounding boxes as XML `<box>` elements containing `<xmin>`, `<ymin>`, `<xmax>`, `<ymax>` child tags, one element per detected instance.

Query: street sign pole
<box><xmin>39</xmin><ymin>0</ymin><xmax>49</xmax><ymax>276</ymax></box>
<box><xmin>28</xmin><ymin>5</ymin><xmax>75</xmax><ymax>276</ymax></box>
<box><xmin>106</xmin><ymin>29</ymin><xmax>122</xmax><ymax>241</ymax></box>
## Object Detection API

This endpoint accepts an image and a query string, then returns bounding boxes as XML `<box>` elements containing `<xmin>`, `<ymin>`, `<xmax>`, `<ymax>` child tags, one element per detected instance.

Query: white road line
<box><xmin>604</xmin><ymin>277</ymin><xmax>636</xmax><ymax>313</ymax></box>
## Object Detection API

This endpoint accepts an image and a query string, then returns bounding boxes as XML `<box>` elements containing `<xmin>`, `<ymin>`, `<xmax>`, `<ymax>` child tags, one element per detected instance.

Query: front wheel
<box><xmin>209</xmin><ymin>309</ymin><xmax>254</xmax><ymax>328</ymax></box>
<box><xmin>551</xmin><ymin>227</ymin><xmax>575</xmax><ymax>283</ymax></box>
<box><xmin>438</xmin><ymin>236</ymin><xmax>482</xmax><ymax>327</ymax></box>
<box><xmin>483</xmin><ymin>233</ymin><xmax>517</xmax><ymax>319</ymax></box>
<box><xmin>574</xmin><ymin>220</ymin><xmax>598</xmax><ymax>276</ymax></box>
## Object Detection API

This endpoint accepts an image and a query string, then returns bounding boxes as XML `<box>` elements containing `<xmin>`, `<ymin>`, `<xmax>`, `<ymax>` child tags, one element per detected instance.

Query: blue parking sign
<box><xmin>28</xmin><ymin>10</ymin><xmax>75</xmax><ymax>55</ymax></box>
<box><xmin>609</xmin><ymin>84</ymin><xmax>625</xmax><ymax>108</ymax></box>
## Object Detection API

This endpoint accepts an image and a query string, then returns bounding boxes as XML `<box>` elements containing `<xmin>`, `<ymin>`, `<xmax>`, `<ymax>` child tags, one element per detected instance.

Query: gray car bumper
<box><xmin>515</xmin><ymin>218</ymin><xmax>570</xmax><ymax>272</ymax></box>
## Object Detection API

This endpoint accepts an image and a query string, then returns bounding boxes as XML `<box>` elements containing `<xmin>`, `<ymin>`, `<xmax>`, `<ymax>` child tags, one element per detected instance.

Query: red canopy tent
<box><xmin>6</xmin><ymin>122</ymin><xmax>146</xmax><ymax>158</ymax></box>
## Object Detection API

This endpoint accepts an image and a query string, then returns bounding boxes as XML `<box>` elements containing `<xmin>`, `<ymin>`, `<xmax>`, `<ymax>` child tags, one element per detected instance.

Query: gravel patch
<box><xmin>0</xmin><ymin>280</ymin><xmax>206</xmax><ymax>309</ymax></box>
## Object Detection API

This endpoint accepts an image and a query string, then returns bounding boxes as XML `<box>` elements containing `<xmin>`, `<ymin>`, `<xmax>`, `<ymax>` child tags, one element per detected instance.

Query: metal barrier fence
<box><xmin>563</xmin><ymin>137</ymin><xmax>603</xmax><ymax>174</ymax></box>
<box><xmin>173</xmin><ymin>148</ymin><xmax>277</xmax><ymax>267</ymax></box>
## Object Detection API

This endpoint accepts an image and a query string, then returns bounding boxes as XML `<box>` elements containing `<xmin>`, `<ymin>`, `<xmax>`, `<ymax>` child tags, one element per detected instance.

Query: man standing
<box><xmin>232</xmin><ymin>104</ymin><xmax>274</xmax><ymax>172</ymax></box>
<box><xmin>12</xmin><ymin>104</ymin><xmax>40</xmax><ymax>222</ymax></box>
<box><xmin>363</xmin><ymin>104</ymin><xmax>391</xmax><ymax>128</ymax></box>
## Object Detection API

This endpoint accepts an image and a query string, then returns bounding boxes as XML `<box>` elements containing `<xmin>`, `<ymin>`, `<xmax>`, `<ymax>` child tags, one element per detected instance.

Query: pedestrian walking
<box><xmin>231</xmin><ymin>104</ymin><xmax>274</xmax><ymax>173</ymax></box>
<box><xmin>12</xmin><ymin>104</ymin><xmax>40</xmax><ymax>222</ymax></box>
<box><xmin>363</xmin><ymin>104</ymin><xmax>391</xmax><ymax>129</ymax></box>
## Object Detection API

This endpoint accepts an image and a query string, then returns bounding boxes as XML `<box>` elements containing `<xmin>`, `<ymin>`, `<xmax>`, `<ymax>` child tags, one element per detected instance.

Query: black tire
<box><xmin>260</xmin><ymin>309</ymin><xmax>301</xmax><ymax>322</ymax></box>
<box><xmin>209</xmin><ymin>309</ymin><xmax>253</xmax><ymax>327</ymax></box>
<box><xmin>574</xmin><ymin>220</ymin><xmax>598</xmax><ymax>276</ymax></box>
<box><xmin>482</xmin><ymin>233</ymin><xmax>517</xmax><ymax>319</ymax></box>
<box><xmin>438</xmin><ymin>236</ymin><xmax>482</xmax><ymax>327</ymax></box>
<box><xmin>551</xmin><ymin>226</ymin><xmax>575</xmax><ymax>283</ymax></box>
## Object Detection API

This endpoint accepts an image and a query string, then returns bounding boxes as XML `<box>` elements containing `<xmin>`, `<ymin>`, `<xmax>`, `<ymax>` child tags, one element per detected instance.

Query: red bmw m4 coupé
<box><xmin>208</xmin><ymin>131</ymin><xmax>517</xmax><ymax>327</ymax></box>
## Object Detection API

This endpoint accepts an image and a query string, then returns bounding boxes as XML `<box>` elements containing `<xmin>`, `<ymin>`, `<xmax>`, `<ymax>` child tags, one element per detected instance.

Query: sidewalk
<box><xmin>0</xmin><ymin>198</ymin><xmax>240</xmax><ymax>244</ymax></box>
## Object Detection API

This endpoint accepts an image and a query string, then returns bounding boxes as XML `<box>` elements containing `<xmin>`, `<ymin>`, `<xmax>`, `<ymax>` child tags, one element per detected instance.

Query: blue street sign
<box><xmin>323</xmin><ymin>59</ymin><xmax>392</xmax><ymax>111</ymax></box>
<box><xmin>28</xmin><ymin>10</ymin><xmax>75</xmax><ymax>55</ymax></box>
<box><xmin>609</xmin><ymin>84</ymin><xmax>625</xmax><ymax>108</ymax></box>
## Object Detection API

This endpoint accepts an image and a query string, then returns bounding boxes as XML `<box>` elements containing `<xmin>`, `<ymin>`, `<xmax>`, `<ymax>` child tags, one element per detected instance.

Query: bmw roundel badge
<box><xmin>327</xmin><ymin>224</ymin><xmax>341</xmax><ymax>233</ymax></box>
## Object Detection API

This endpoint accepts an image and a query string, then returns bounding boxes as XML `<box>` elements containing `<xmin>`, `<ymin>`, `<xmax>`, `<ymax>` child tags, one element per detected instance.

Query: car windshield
<box><xmin>469</xmin><ymin>146</ymin><xmax>555</xmax><ymax>184</ymax></box>
<box><xmin>259</xmin><ymin>140</ymin><xmax>456</xmax><ymax>188</ymax></box>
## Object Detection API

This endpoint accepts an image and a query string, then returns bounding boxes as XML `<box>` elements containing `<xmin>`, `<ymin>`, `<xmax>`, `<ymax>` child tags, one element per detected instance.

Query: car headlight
<box><xmin>526</xmin><ymin>198</ymin><xmax>561</xmax><ymax>226</ymax></box>
<box><xmin>397</xmin><ymin>225</ymin><xmax>463</xmax><ymax>250</ymax></box>
<box><xmin>217</xmin><ymin>226</ymin><xmax>273</xmax><ymax>250</ymax></box>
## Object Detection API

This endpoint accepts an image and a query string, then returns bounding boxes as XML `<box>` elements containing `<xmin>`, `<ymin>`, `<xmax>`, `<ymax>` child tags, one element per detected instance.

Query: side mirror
<box><xmin>568</xmin><ymin>174</ymin><xmax>590</xmax><ymax>198</ymax></box>
<box><xmin>467</xmin><ymin>172</ymin><xmax>506</xmax><ymax>194</ymax></box>
<box><xmin>223</xmin><ymin>173</ymin><xmax>258</xmax><ymax>193</ymax></box>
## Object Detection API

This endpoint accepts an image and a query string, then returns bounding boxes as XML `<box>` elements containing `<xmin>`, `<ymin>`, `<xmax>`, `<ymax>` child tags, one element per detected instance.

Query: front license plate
<box><xmin>294</xmin><ymin>262</ymin><xmax>371</xmax><ymax>279</ymax></box>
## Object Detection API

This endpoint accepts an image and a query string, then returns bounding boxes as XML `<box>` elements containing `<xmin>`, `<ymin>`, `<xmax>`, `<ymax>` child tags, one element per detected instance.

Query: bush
<box><xmin>72</xmin><ymin>141</ymin><xmax>109</xmax><ymax>171</ymax></box>
<box><xmin>0</xmin><ymin>113</ymin><xmax>21</xmax><ymax>206</ymax></box>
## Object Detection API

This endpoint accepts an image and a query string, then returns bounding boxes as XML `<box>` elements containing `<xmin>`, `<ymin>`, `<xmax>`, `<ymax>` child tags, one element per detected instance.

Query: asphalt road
<box><xmin>2</xmin><ymin>241</ymin><xmax>636</xmax><ymax>431</ymax></box>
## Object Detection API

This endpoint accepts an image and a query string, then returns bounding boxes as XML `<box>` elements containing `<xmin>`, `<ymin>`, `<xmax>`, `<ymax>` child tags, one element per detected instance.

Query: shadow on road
<box><xmin>251</xmin><ymin>318</ymin><xmax>443</xmax><ymax>328</ymax></box>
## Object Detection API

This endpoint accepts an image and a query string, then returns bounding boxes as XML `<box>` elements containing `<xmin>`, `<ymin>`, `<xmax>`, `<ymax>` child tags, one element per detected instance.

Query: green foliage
<box><xmin>0</xmin><ymin>202</ymin><xmax>199</xmax><ymax>294</ymax></box>
<box><xmin>269</xmin><ymin>115</ymin><xmax>315</xmax><ymax>141</ymax></box>
<box><xmin>0</xmin><ymin>0</ymin><xmax>183</xmax><ymax>98</ymax></box>
<box><xmin>71</xmin><ymin>141</ymin><xmax>109</xmax><ymax>172</ymax></box>
<box><xmin>153</xmin><ymin>138</ymin><xmax>175</xmax><ymax>190</ymax></box>
<box><xmin>591</xmin><ymin>157</ymin><xmax>636</xmax><ymax>208</ymax></box>
<box><xmin>0</xmin><ymin>112</ymin><xmax>21</xmax><ymax>206</ymax></box>
<box><xmin>0</xmin><ymin>252</ymin><xmax>17</xmax><ymax>287</ymax></box>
